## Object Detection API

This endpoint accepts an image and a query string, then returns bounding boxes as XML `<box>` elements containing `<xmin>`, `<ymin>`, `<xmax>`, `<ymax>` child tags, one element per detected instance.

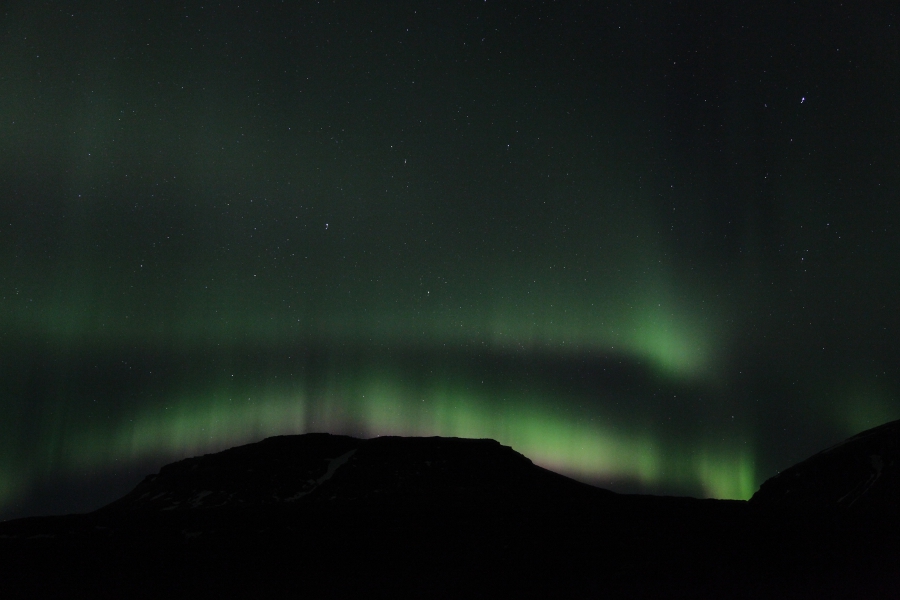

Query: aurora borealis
<box><xmin>1</xmin><ymin>1</ymin><xmax>898</xmax><ymax>518</ymax></box>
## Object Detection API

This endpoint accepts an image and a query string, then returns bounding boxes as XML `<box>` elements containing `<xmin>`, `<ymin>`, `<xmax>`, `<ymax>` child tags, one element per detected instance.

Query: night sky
<box><xmin>1</xmin><ymin>1</ymin><xmax>898</xmax><ymax>519</ymax></box>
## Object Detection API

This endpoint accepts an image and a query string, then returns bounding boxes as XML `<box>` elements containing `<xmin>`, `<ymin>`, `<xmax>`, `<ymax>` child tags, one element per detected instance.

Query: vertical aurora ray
<box><xmin>0</xmin><ymin>461</ymin><xmax>23</xmax><ymax>512</ymax></box>
<box><xmin>112</xmin><ymin>388</ymin><xmax>308</xmax><ymax>465</ymax></box>
<box><xmin>835</xmin><ymin>381</ymin><xmax>900</xmax><ymax>437</ymax></box>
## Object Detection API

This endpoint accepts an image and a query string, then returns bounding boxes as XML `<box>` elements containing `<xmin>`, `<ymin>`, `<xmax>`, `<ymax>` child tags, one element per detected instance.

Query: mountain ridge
<box><xmin>751</xmin><ymin>419</ymin><xmax>900</xmax><ymax>520</ymax></box>
<box><xmin>3</xmin><ymin>425</ymin><xmax>900</xmax><ymax>598</ymax></box>
<box><xmin>96</xmin><ymin>433</ymin><xmax>614</xmax><ymax>515</ymax></box>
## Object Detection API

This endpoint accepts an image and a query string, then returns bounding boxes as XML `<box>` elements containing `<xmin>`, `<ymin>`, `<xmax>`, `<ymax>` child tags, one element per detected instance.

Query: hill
<box><xmin>2</xmin><ymin>429</ymin><xmax>900</xmax><ymax>598</ymax></box>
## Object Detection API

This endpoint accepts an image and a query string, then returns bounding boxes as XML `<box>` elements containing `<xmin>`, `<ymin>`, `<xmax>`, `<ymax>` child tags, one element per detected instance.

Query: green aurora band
<box><xmin>0</xmin><ymin>335</ymin><xmax>757</xmax><ymax>513</ymax></box>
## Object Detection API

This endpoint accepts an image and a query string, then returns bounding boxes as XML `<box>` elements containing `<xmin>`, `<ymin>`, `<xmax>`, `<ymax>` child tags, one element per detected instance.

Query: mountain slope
<box><xmin>751</xmin><ymin>420</ymin><xmax>900</xmax><ymax>519</ymax></box>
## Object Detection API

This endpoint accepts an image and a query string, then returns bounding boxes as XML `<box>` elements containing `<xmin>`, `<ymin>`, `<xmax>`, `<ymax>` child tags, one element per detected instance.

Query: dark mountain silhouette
<box><xmin>751</xmin><ymin>420</ymin><xmax>900</xmax><ymax>520</ymax></box>
<box><xmin>98</xmin><ymin>434</ymin><xmax>613</xmax><ymax>514</ymax></box>
<box><xmin>2</xmin><ymin>429</ymin><xmax>900</xmax><ymax>599</ymax></box>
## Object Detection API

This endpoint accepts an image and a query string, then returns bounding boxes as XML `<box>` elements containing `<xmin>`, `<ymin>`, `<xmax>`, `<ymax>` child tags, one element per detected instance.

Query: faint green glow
<box><xmin>839</xmin><ymin>384</ymin><xmax>900</xmax><ymax>435</ymax></box>
<box><xmin>0</xmin><ymin>465</ymin><xmax>23</xmax><ymax>512</ymax></box>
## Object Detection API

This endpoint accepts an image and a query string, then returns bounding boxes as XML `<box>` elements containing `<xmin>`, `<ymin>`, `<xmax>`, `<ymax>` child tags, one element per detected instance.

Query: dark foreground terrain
<box><xmin>2</xmin><ymin>427</ymin><xmax>900</xmax><ymax>599</ymax></box>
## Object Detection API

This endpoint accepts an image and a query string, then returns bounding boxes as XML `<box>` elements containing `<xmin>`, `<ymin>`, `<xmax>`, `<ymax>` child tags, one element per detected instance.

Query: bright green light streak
<box><xmin>687</xmin><ymin>448</ymin><xmax>756</xmax><ymax>500</ymax></box>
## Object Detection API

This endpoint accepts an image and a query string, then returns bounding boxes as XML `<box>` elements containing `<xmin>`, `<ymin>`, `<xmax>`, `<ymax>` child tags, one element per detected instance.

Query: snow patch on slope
<box><xmin>286</xmin><ymin>449</ymin><xmax>357</xmax><ymax>501</ymax></box>
<box><xmin>189</xmin><ymin>490</ymin><xmax>213</xmax><ymax>508</ymax></box>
